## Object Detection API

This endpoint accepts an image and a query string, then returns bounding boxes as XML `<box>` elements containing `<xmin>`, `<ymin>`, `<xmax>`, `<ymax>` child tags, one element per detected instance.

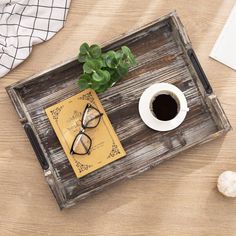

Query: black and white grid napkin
<box><xmin>0</xmin><ymin>0</ymin><xmax>71</xmax><ymax>77</ymax></box>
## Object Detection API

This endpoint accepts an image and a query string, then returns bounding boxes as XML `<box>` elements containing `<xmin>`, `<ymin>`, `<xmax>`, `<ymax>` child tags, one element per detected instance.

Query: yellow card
<box><xmin>45</xmin><ymin>89</ymin><xmax>126</xmax><ymax>178</ymax></box>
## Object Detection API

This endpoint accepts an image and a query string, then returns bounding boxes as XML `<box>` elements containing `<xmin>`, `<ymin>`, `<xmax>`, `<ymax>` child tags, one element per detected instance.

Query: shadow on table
<box><xmin>62</xmin><ymin>134</ymin><xmax>226</xmax><ymax>216</ymax></box>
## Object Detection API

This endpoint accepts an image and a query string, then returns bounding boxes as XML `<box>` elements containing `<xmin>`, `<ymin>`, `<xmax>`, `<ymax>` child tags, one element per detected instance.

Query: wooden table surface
<box><xmin>1</xmin><ymin>1</ymin><xmax>236</xmax><ymax>235</ymax></box>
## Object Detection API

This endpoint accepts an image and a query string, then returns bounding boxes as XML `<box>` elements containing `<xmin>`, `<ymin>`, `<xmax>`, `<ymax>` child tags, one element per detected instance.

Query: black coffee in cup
<box><xmin>151</xmin><ymin>94</ymin><xmax>178</xmax><ymax>121</ymax></box>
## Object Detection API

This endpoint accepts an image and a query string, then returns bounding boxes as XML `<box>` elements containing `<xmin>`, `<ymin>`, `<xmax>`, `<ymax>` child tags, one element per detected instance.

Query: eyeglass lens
<box><xmin>72</xmin><ymin>132</ymin><xmax>91</xmax><ymax>155</ymax></box>
<box><xmin>82</xmin><ymin>105</ymin><xmax>102</xmax><ymax>128</ymax></box>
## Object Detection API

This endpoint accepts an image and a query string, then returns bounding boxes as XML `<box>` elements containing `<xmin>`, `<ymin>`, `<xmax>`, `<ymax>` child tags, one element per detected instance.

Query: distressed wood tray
<box><xmin>6</xmin><ymin>12</ymin><xmax>231</xmax><ymax>209</ymax></box>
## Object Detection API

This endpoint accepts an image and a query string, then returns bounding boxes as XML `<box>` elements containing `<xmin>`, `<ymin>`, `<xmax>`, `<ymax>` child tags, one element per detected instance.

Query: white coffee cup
<box><xmin>138</xmin><ymin>83</ymin><xmax>189</xmax><ymax>131</ymax></box>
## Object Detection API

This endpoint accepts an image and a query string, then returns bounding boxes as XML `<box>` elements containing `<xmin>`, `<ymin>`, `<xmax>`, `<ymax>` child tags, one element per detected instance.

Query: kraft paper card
<box><xmin>45</xmin><ymin>89</ymin><xmax>126</xmax><ymax>178</ymax></box>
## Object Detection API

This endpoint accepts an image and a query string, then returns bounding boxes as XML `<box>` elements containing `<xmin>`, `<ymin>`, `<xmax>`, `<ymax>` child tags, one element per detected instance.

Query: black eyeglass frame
<box><xmin>70</xmin><ymin>103</ymin><xmax>103</xmax><ymax>155</ymax></box>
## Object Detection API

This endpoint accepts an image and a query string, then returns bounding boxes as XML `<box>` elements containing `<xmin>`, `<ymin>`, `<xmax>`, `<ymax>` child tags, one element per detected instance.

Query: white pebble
<box><xmin>217</xmin><ymin>171</ymin><xmax>236</xmax><ymax>197</ymax></box>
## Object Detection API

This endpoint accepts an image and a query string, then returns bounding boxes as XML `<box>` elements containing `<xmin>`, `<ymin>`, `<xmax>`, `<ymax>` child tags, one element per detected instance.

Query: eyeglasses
<box><xmin>70</xmin><ymin>103</ymin><xmax>103</xmax><ymax>155</ymax></box>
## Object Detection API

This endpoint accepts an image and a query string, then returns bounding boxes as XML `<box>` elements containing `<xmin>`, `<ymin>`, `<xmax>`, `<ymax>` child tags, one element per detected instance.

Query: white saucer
<box><xmin>138</xmin><ymin>83</ymin><xmax>189</xmax><ymax>131</ymax></box>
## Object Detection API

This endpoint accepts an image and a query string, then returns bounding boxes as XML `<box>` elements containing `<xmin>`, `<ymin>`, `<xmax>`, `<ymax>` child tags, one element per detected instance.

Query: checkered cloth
<box><xmin>0</xmin><ymin>0</ymin><xmax>71</xmax><ymax>78</ymax></box>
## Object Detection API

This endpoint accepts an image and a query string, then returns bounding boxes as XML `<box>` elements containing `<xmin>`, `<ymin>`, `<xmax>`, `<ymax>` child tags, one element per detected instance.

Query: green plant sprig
<box><xmin>77</xmin><ymin>43</ymin><xmax>137</xmax><ymax>93</ymax></box>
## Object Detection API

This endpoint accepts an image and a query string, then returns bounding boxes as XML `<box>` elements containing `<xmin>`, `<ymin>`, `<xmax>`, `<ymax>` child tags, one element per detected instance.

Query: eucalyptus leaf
<box><xmin>83</xmin><ymin>61</ymin><xmax>93</xmax><ymax>74</ymax></box>
<box><xmin>117</xmin><ymin>62</ymin><xmax>129</xmax><ymax>76</ymax></box>
<box><xmin>92</xmin><ymin>69</ymin><xmax>110</xmax><ymax>84</ymax></box>
<box><xmin>127</xmin><ymin>52</ymin><xmax>136</xmax><ymax>65</ymax></box>
<box><xmin>90</xmin><ymin>44</ymin><xmax>102</xmax><ymax>58</ymax></box>
<box><xmin>105</xmin><ymin>51</ymin><xmax>119</xmax><ymax>68</ymax></box>
<box><xmin>78</xmin><ymin>77</ymin><xmax>90</xmax><ymax>90</ymax></box>
<box><xmin>110</xmin><ymin>71</ymin><xmax>121</xmax><ymax>82</ymax></box>
<box><xmin>116</xmin><ymin>50</ymin><xmax>124</xmax><ymax>61</ymax></box>
<box><xmin>96</xmin><ymin>58</ymin><xmax>105</xmax><ymax>68</ymax></box>
<box><xmin>78</xmin><ymin>53</ymin><xmax>87</xmax><ymax>63</ymax></box>
<box><xmin>121</xmin><ymin>46</ymin><xmax>136</xmax><ymax>65</ymax></box>
<box><xmin>106</xmin><ymin>51</ymin><xmax>117</xmax><ymax>58</ymax></box>
<box><xmin>80</xmin><ymin>74</ymin><xmax>92</xmax><ymax>81</ymax></box>
<box><xmin>83</xmin><ymin>59</ymin><xmax>102</xmax><ymax>73</ymax></box>
<box><xmin>101</xmin><ymin>70</ymin><xmax>111</xmax><ymax>83</ymax></box>
<box><xmin>96</xmin><ymin>84</ymin><xmax>109</xmax><ymax>93</ymax></box>
<box><xmin>80</xmin><ymin>43</ymin><xmax>90</xmax><ymax>55</ymax></box>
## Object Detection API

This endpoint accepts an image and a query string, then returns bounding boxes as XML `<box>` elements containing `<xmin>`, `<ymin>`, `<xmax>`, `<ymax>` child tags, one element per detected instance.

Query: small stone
<box><xmin>217</xmin><ymin>171</ymin><xmax>236</xmax><ymax>197</ymax></box>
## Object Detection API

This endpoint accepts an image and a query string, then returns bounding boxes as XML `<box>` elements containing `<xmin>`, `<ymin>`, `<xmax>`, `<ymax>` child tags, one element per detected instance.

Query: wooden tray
<box><xmin>6</xmin><ymin>12</ymin><xmax>231</xmax><ymax>209</ymax></box>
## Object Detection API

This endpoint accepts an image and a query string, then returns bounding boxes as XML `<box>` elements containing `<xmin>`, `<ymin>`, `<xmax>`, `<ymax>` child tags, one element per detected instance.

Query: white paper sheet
<box><xmin>210</xmin><ymin>4</ymin><xmax>236</xmax><ymax>70</ymax></box>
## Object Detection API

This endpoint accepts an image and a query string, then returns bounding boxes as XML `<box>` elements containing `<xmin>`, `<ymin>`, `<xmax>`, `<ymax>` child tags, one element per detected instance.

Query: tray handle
<box><xmin>187</xmin><ymin>49</ymin><xmax>213</xmax><ymax>94</ymax></box>
<box><xmin>23</xmin><ymin>123</ymin><xmax>49</xmax><ymax>170</ymax></box>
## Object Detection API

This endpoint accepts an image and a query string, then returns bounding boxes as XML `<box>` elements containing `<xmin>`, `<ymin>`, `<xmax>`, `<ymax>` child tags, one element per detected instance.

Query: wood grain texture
<box><xmin>1</xmin><ymin>0</ymin><xmax>236</xmax><ymax>235</ymax></box>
